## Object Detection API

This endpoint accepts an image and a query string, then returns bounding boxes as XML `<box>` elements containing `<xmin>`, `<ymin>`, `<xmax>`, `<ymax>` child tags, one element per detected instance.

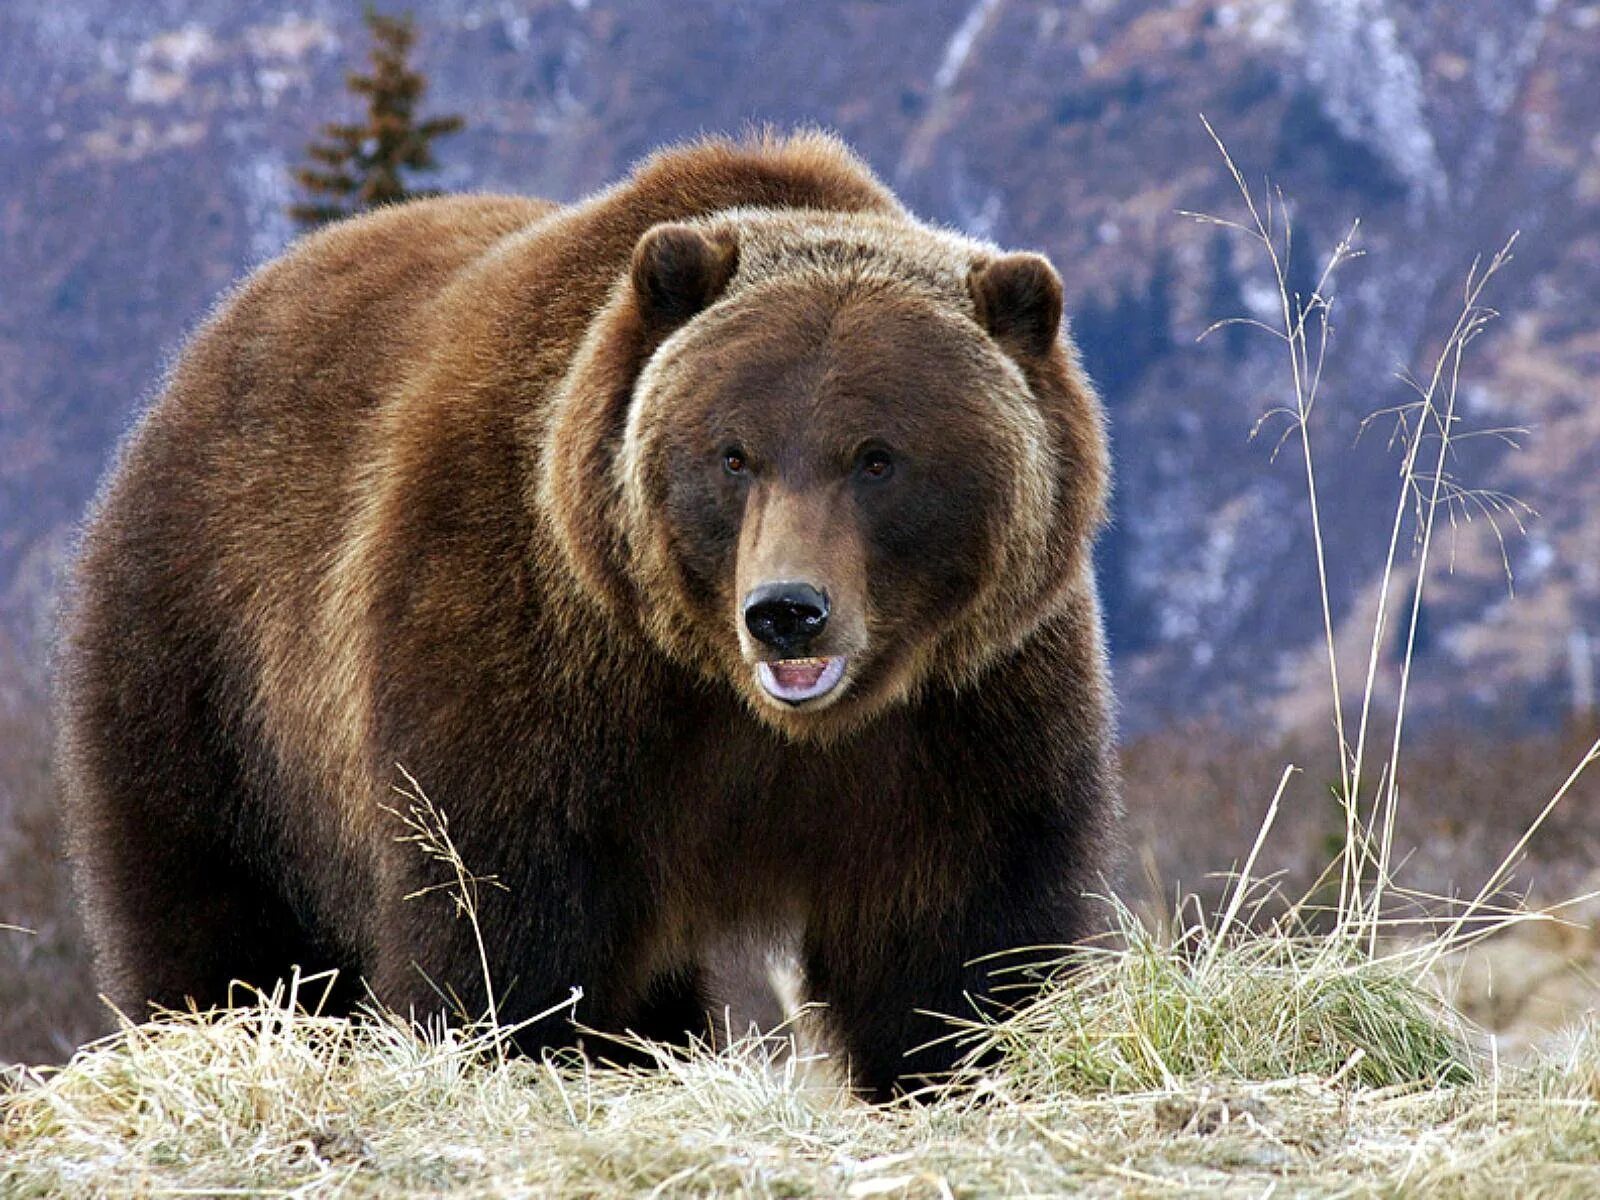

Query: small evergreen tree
<box><xmin>289</xmin><ymin>8</ymin><xmax>464</xmax><ymax>229</ymax></box>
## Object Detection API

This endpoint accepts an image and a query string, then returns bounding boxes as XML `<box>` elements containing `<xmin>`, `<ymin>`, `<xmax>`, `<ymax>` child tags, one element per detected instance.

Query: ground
<box><xmin>4</xmin><ymin>923</ymin><xmax>1600</xmax><ymax>1197</ymax></box>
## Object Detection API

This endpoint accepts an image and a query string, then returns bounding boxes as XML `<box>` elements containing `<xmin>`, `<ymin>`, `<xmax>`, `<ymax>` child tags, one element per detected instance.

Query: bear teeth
<box><xmin>756</xmin><ymin>655</ymin><xmax>847</xmax><ymax>705</ymax></box>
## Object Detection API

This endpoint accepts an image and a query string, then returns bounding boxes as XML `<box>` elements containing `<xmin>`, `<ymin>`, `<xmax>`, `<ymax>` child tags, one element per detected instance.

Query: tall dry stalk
<box><xmin>1359</xmin><ymin>241</ymin><xmax>1528</xmax><ymax>940</ymax></box>
<box><xmin>383</xmin><ymin>766</ymin><xmax>511</xmax><ymax>1062</ymax></box>
<box><xmin>1190</xmin><ymin>117</ymin><xmax>1598</xmax><ymax>955</ymax></box>
<box><xmin>1185</xmin><ymin>115</ymin><xmax>1364</xmax><ymax>914</ymax></box>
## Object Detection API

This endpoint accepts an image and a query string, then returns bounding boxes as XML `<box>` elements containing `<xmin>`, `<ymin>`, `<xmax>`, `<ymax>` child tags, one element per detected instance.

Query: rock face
<box><xmin>4</xmin><ymin>0</ymin><xmax>1598</xmax><ymax>732</ymax></box>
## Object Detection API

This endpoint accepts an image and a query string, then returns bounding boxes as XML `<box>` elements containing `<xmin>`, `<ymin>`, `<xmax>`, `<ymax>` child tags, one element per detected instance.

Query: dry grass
<box><xmin>1</xmin><ymin>937</ymin><xmax>1597</xmax><ymax>1197</ymax></box>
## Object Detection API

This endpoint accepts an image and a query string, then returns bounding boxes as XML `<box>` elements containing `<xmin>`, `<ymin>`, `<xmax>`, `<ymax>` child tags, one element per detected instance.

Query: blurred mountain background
<box><xmin>3</xmin><ymin>0</ymin><xmax>1599</xmax><ymax>1061</ymax></box>
<box><xmin>4</xmin><ymin>0</ymin><xmax>1599</xmax><ymax>732</ymax></box>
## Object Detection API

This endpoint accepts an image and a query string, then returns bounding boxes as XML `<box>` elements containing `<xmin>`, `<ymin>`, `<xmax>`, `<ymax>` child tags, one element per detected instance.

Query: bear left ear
<box><xmin>631</xmin><ymin>223</ymin><xmax>739</xmax><ymax>331</ymax></box>
<box><xmin>968</xmin><ymin>253</ymin><xmax>1064</xmax><ymax>359</ymax></box>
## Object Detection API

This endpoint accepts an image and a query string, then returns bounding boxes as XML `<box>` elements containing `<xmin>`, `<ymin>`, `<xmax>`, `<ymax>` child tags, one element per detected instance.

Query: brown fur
<box><xmin>56</xmin><ymin>132</ymin><xmax>1118</xmax><ymax>1098</ymax></box>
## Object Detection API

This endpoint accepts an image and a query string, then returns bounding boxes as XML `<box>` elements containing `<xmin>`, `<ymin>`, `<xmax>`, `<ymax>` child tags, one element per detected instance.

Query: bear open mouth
<box><xmin>755</xmin><ymin>655</ymin><xmax>848</xmax><ymax>705</ymax></box>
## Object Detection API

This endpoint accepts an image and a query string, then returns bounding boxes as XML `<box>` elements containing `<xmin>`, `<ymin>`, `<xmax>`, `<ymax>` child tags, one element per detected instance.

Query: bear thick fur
<box><xmin>57</xmin><ymin>132</ymin><xmax>1118</xmax><ymax>1098</ymax></box>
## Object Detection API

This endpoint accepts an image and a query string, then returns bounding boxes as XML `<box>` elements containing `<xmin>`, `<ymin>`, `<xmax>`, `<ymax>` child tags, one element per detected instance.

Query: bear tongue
<box><xmin>771</xmin><ymin>658</ymin><xmax>827</xmax><ymax>689</ymax></box>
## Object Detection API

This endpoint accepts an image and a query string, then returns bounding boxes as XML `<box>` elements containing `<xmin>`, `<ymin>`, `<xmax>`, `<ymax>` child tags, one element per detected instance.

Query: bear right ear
<box><xmin>631</xmin><ymin>224</ymin><xmax>739</xmax><ymax>331</ymax></box>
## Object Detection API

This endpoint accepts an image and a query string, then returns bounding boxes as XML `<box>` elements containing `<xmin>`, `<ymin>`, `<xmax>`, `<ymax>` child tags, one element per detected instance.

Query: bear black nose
<box><xmin>743</xmin><ymin>582</ymin><xmax>829</xmax><ymax>654</ymax></box>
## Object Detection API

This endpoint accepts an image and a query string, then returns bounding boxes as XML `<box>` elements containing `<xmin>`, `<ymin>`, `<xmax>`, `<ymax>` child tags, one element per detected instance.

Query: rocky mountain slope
<box><xmin>3</xmin><ymin>0</ymin><xmax>1598</xmax><ymax>733</ymax></box>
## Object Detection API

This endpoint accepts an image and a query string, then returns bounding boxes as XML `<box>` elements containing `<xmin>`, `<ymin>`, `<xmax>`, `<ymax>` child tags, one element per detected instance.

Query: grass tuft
<box><xmin>970</xmin><ymin>907</ymin><xmax>1476</xmax><ymax>1100</ymax></box>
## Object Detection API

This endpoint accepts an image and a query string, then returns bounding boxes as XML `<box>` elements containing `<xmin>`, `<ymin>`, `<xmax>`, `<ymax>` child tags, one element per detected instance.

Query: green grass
<box><xmin>970</xmin><ymin>912</ymin><xmax>1476</xmax><ymax>1098</ymax></box>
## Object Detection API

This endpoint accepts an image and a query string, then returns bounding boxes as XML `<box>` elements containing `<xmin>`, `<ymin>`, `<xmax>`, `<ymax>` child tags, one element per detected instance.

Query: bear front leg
<box><xmin>363</xmin><ymin>832</ymin><xmax>706</xmax><ymax>1063</ymax></box>
<box><xmin>804</xmin><ymin>809</ymin><xmax>1102</xmax><ymax>1101</ymax></box>
<box><xmin>362</xmin><ymin>879</ymin><xmax>586</xmax><ymax>1057</ymax></box>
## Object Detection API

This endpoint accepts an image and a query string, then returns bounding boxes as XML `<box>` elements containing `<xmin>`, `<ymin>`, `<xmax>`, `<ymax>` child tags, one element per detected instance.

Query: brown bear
<box><xmin>56</xmin><ymin>131</ymin><xmax>1117</xmax><ymax>1099</ymax></box>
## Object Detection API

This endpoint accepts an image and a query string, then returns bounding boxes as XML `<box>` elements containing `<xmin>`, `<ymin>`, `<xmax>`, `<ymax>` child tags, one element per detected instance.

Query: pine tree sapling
<box><xmin>290</xmin><ymin>9</ymin><xmax>464</xmax><ymax>229</ymax></box>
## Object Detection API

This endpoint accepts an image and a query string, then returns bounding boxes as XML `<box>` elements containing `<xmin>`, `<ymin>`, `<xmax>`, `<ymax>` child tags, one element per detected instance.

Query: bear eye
<box><xmin>858</xmin><ymin>449</ymin><xmax>894</xmax><ymax>481</ymax></box>
<box><xmin>722</xmin><ymin>446</ymin><xmax>749</xmax><ymax>477</ymax></box>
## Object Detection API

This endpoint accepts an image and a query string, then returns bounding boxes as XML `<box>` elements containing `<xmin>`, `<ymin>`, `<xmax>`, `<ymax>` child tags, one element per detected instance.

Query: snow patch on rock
<box><xmin>127</xmin><ymin>26</ymin><xmax>217</xmax><ymax>106</ymax></box>
<box><xmin>1297</xmin><ymin>0</ymin><xmax>1448</xmax><ymax>209</ymax></box>
<box><xmin>933</xmin><ymin>0</ymin><xmax>1003</xmax><ymax>94</ymax></box>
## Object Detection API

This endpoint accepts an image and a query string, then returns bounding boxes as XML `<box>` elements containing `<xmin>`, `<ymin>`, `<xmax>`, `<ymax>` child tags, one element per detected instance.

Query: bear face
<box><xmin>545</xmin><ymin>209</ymin><xmax>1104</xmax><ymax>742</ymax></box>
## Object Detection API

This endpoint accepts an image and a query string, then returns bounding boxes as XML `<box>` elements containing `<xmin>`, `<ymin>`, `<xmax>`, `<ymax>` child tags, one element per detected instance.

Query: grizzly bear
<box><xmin>57</xmin><ymin>131</ymin><xmax>1117</xmax><ymax>1098</ymax></box>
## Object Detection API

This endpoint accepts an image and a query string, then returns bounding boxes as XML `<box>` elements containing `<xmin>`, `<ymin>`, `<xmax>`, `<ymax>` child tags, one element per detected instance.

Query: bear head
<box><xmin>544</xmin><ymin>210</ymin><xmax>1108</xmax><ymax>743</ymax></box>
